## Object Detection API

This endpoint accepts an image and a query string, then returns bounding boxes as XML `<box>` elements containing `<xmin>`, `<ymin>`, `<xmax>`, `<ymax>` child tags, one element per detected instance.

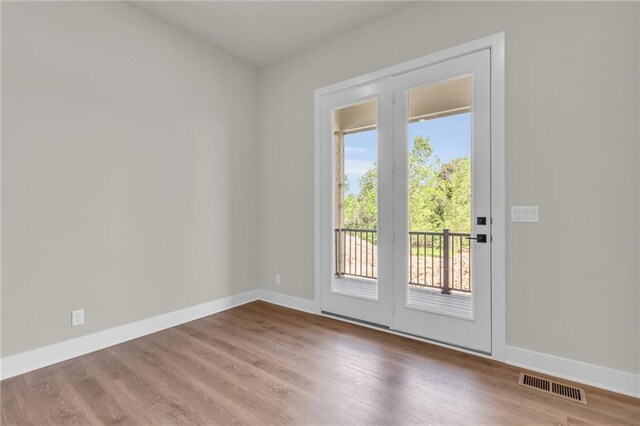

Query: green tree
<box><xmin>344</xmin><ymin>167</ymin><xmax>377</xmax><ymax>229</ymax></box>
<box><xmin>408</xmin><ymin>136</ymin><xmax>440</xmax><ymax>232</ymax></box>
<box><xmin>343</xmin><ymin>133</ymin><xmax>471</xmax><ymax>235</ymax></box>
<box><xmin>434</xmin><ymin>157</ymin><xmax>471</xmax><ymax>233</ymax></box>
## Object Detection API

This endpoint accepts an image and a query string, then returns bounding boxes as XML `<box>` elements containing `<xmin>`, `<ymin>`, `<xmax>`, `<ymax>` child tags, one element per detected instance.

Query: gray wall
<box><xmin>257</xmin><ymin>2</ymin><xmax>640</xmax><ymax>374</ymax></box>
<box><xmin>1</xmin><ymin>2</ymin><xmax>259</xmax><ymax>356</ymax></box>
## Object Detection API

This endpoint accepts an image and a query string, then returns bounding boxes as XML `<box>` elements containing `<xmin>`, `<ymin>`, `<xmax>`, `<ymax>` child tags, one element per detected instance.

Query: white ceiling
<box><xmin>130</xmin><ymin>1</ymin><xmax>415</xmax><ymax>68</ymax></box>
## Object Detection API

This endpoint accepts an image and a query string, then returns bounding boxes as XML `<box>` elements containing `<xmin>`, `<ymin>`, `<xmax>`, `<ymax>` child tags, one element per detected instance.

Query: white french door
<box><xmin>319</xmin><ymin>79</ymin><xmax>394</xmax><ymax>326</ymax></box>
<box><xmin>319</xmin><ymin>48</ymin><xmax>493</xmax><ymax>353</ymax></box>
<box><xmin>392</xmin><ymin>50</ymin><xmax>492</xmax><ymax>353</ymax></box>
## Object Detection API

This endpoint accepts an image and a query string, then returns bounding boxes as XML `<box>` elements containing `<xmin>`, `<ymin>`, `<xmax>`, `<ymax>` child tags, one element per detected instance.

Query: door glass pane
<box><xmin>333</xmin><ymin>99</ymin><xmax>378</xmax><ymax>299</ymax></box>
<box><xmin>406</xmin><ymin>76</ymin><xmax>473</xmax><ymax>317</ymax></box>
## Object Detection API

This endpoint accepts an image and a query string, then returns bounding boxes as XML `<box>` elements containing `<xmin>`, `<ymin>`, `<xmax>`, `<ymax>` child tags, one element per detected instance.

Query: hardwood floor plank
<box><xmin>1</xmin><ymin>376</ymin><xmax>50</xmax><ymax>425</ymax></box>
<box><xmin>172</xmin><ymin>320</ymin><xmax>363</xmax><ymax>423</ymax></box>
<box><xmin>88</xmin><ymin>346</ymin><xmax>208</xmax><ymax>425</ymax></box>
<box><xmin>143</xmin><ymin>330</ymin><xmax>286</xmax><ymax>423</ymax></box>
<box><xmin>21</xmin><ymin>367</ymin><xmax>102</xmax><ymax>425</ymax></box>
<box><xmin>54</xmin><ymin>358</ymin><xmax>141</xmax><ymax>426</ymax></box>
<box><xmin>2</xmin><ymin>301</ymin><xmax>639</xmax><ymax>425</ymax></box>
<box><xmin>187</xmin><ymin>311</ymin><xmax>405</xmax><ymax>423</ymax></box>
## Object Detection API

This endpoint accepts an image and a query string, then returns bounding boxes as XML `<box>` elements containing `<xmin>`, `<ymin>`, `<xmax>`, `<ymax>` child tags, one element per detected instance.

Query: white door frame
<box><xmin>314</xmin><ymin>32</ymin><xmax>506</xmax><ymax>361</ymax></box>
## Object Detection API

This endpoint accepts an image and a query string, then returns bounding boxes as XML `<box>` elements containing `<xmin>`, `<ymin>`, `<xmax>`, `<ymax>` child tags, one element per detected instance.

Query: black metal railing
<box><xmin>334</xmin><ymin>228</ymin><xmax>378</xmax><ymax>279</ymax></box>
<box><xmin>409</xmin><ymin>229</ymin><xmax>471</xmax><ymax>293</ymax></box>
<box><xmin>334</xmin><ymin>228</ymin><xmax>472</xmax><ymax>293</ymax></box>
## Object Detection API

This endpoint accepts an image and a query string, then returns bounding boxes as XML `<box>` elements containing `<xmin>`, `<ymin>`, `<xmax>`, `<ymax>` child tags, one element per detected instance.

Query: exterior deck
<box><xmin>334</xmin><ymin>278</ymin><xmax>473</xmax><ymax>318</ymax></box>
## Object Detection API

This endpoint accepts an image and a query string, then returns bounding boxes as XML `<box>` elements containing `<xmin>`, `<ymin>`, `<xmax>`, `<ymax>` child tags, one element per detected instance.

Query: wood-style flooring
<box><xmin>1</xmin><ymin>301</ymin><xmax>639</xmax><ymax>425</ymax></box>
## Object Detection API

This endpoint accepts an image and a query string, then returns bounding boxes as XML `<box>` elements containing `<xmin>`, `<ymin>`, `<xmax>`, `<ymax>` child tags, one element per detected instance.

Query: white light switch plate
<box><xmin>511</xmin><ymin>206</ymin><xmax>539</xmax><ymax>222</ymax></box>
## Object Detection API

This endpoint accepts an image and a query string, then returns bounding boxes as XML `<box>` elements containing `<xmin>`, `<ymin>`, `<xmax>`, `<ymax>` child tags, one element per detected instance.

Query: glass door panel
<box><xmin>319</xmin><ymin>79</ymin><xmax>393</xmax><ymax>326</ymax></box>
<box><xmin>333</xmin><ymin>100</ymin><xmax>379</xmax><ymax>299</ymax></box>
<box><xmin>406</xmin><ymin>76</ymin><xmax>473</xmax><ymax>318</ymax></box>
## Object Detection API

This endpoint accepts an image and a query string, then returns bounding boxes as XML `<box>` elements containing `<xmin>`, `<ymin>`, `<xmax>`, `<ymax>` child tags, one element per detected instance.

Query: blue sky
<box><xmin>344</xmin><ymin>112</ymin><xmax>471</xmax><ymax>195</ymax></box>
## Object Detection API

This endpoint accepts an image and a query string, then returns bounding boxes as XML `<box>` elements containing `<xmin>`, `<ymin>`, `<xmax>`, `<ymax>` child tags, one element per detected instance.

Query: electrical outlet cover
<box><xmin>72</xmin><ymin>309</ymin><xmax>84</xmax><ymax>326</ymax></box>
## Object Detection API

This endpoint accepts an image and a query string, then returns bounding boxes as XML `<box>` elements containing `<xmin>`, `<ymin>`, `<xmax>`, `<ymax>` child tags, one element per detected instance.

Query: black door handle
<box><xmin>466</xmin><ymin>234</ymin><xmax>487</xmax><ymax>243</ymax></box>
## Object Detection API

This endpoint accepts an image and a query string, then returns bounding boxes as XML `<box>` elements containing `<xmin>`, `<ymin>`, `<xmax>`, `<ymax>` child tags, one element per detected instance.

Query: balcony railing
<box><xmin>334</xmin><ymin>228</ymin><xmax>378</xmax><ymax>280</ymax></box>
<box><xmin>334</xmin><ymin>228</ymin><xmax>471</xmax><ymax>293</ymax></box>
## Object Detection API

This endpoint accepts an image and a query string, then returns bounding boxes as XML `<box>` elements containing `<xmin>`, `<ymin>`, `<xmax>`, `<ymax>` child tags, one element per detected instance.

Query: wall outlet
<box><xmin>275</xmin><ymin>274</ymin><xmax>281</xmax><ymax>286</ymax></box>
<box><xmin>71</xmin><ymin>309</ymin><xmax>84</xmax><ymax>326</ymax></box>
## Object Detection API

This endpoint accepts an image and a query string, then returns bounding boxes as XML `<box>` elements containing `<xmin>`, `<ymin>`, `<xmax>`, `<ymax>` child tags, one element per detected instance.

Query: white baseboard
<box><xmin>256</xmin><ymin>289</ymin><xmax>317</xmax><ymax>313</ymax></box>
<box><xmin>3</xmin><ymin>289</ymin><xmax>638</xmax><ymax>400</ymax></box>
<box><xmin>1</xmin><ymin>290</ymin><xmax>259</xmax><ymax>381</ymax></box>
<box><xmin>506</xmin><ymin>346</ymin><xmax>639</xmax><ymax>398</ymax></box>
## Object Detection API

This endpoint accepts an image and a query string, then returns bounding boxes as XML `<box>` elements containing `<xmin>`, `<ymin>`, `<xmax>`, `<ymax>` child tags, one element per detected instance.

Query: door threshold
<box><xmin>321</xmin><ymin>310</ymin><xmax>389</xmax><ymax>330</ymax></box>
<box><xmin>320</xmin><ymin>311</ymin><xmax>492</xmax><ymax>358</ymax></box>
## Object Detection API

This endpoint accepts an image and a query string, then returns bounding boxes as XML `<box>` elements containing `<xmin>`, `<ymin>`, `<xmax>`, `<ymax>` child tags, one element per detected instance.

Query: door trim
<box><xmin>314</xmin><ymin>32</ymin><xmax>506</xmax><ymax>360</ymax></box>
